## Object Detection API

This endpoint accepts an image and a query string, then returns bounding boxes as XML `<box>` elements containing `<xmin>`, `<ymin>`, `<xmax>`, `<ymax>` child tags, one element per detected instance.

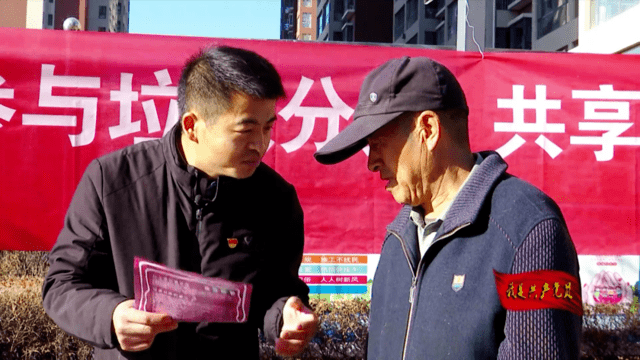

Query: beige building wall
<box><xmin>296</xmin><ymin>0</ymin><xmax>317</xmax><ymax>40</ymax></box>
<box><xmin>0</xmin><ymin>0</ymin><xmax>28</xmax><ymax>28</ymax></box>
<box><xmin>25</xmin><ymin>0</ymin><xmax>45</xmax><ymax>29</ymax></box>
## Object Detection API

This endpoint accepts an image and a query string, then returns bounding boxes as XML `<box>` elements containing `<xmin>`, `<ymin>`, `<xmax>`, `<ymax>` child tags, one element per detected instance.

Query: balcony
<box><xmin>342</xmin><ymin>0</ymin><xmax>355</xmax><ymax>21</ymax></box>
<box><xmin>507</xmin><ymin>0</ymin><xmax>532</xmax><ymax>11</ymax></box>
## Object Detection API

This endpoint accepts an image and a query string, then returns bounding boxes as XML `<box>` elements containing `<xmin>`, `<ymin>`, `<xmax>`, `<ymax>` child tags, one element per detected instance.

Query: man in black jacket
<box><xmin>43</xmin><ymin>46</ymin><xmax>318</xmax><ymax>359</ymax></box>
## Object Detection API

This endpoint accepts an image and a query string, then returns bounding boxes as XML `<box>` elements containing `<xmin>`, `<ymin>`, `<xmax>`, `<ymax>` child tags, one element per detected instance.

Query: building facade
<box><xmin>297</xmin><ymin>0</ymin><xmax>318</xmax><ymax>40</ymax></box>
<box><xmin>281</xmin><ymin>0</ymin><xmax>297</xmax><ymax>39</ymax></box>
<box><xmin>0</xmin><ymin>0</ymin><xmax>129</xmax><ymax>33</ymax></box>
<box><xmin>316</xmin><ymin>0</ymin><xmax>393</xmax><ymax>43</ymax></box>
<box><xmin>391</xmin><ymin>0</ymin><xmax>579</xmax><ymax>52</ymax></box>
<box><xmin>571</xmin><ymin>0</ymin><xmax>640</xmax><ymax>54</ymax></box>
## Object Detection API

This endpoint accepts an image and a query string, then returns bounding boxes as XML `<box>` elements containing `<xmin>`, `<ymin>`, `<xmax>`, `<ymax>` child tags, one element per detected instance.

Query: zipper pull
<box><xmin>409</xmin><ymin>281</ymin><xmax>417</xmax><ymax>304</ymax></box>
<box><xmin>195</xmin><ymin>208</ymin><xmax>203</xmax><ymax>237</ymax></box>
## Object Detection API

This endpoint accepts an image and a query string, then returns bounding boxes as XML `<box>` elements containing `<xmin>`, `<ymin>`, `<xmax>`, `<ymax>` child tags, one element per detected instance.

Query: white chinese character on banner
<box><xmin>0</xmin><ymin>75</ymin><xmax>15</xmax><ymax>127</ymax></box>
<box><xmin>570</xmin><ymin>85</ymin><xmax>640</xmax><ymax>161</ymax></box>
<box><xmin>22</xmin><ymin>64</ymin><xmax>100</xmax><ymax>147</ymax></box>
<box><xmin>278</xmin><ymin>76</ymin><xmax>354</xmax><ymax>153</ymax></box>
<box><xmin>132</xmin><ymin>69</ymin><xmax>179</xmax><ymax>143</ymax></box>
<box><xmin>494</xmin><ymin>85</ymin><xmax>564</xmax><ymax>158</ymax></box>
<box><xmin>109</xmin><ymin>73</ymin><xmax>140</xmax><ymax>139</ymax></box>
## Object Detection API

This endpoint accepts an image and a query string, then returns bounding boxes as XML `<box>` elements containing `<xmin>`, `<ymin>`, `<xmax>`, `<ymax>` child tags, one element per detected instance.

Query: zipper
<box><xmin>387</xmin><ymin>229</ymin><xmax>417</xmax><ymax>360</ymax></box>
<box><xmin>389</xmin><ymin>222</ymin><xmax>471</xmax><ymax>360</ymax></box>
<box><xmin>195</xmin><ymin>208</ymin><xmax>203</xmax><ymax>237</ymax></box>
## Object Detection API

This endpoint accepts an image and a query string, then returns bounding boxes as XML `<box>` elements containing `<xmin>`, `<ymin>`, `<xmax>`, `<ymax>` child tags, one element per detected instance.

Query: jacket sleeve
<box><xmin>260</xmin><ymin>184</ymin><xmax>310</xmax><ymax>343</ymax></box>
<box><xmin>42</xmin><ymin>159</ymin><xmax>126</xmax><ymax>349</ymax></box>
<box><xmin>497</xmin><ymin>218</ymin><xmax>582</xmax><ymax>360</ymax></box>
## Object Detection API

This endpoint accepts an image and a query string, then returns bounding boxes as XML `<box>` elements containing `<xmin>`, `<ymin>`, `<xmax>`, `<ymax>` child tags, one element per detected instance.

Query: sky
<box><xmin>128</xmin><ymin>0</ymin><xmax>281</xmax><ymax>40</ymax></box>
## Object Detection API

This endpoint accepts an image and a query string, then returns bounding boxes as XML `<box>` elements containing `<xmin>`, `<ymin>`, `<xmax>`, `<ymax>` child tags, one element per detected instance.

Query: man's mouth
<box><xmin>243</xmin><ymin>159</ymin><xmax>261</xmax><ymax>167</ymax></box>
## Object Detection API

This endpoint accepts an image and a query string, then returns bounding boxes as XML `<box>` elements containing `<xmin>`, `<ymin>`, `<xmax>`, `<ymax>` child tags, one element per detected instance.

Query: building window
<box><xmin>592</xmin><ymin>0</ymin><xmax>640</xmax><ymax>27</ymax></box>
<box><xmin>346</xmin><ymin>0</ymin><xmax>354</xmax><ymax>12</ymax></box>
<box><xmin>424</xmin><ymin>31</ymin><xmax>436</xmax><ymax>45</ymax></box>
<box><xmin>333</xmin><ymin>31</ymin><xmax>343</xmax><ymax>41</ymax></box>
<box><xmin>425</xmin><ymin>0</ymin><xmax>438</xmax><ymax>18</ymax></box>
<box><xmin>537</xmin><ymin>0</ymin><xmax>570</xmax><ymax>38</ymax></box>
<box><xmin>325</xmin><ymin>2</ymin><xmax>330</xmax><ymax>25</ymax></box>
<box><xmin>344</xmin><ymin>24</ymin><xmax>353</xmax><ymax>41</ymax></box>
<box><xmin>407</xmin><ymin>0</ymin><xmax>418</xmax><ymax>27</ymax></box>
<box><xmin>117</xmin><ymin>2</ymin><xmax>122</xmax><ymax>16</ymax></box>
<box><xmin>447</xmin><ymin>1</ymin><xmax>457</xmax><ymax>42</ymax></box>
<box><xmin>317</xmin><ymin>5</ymin><xmax>325</xmax><ymax>37</ymax></box>
<box><xmin>496</xmin><ymin>0</ymin><xmax>509</xmax><ymax>10</ymax></box>
<box><xmin>303</xmin><ymin>0</ymin><xmax>312</xmax><ymax>7</ymax></box>
<box><xmin>407</xmin><ymin>34</ymin><xmax>417</xmax><ymax>44</ymax></box>
<box><xmin>334</xmin><ymin>0</ymin><xmax>344</xmax><ymax>20</ymax></box>
<box><xmin>98</xmin><ymin>27</ymin><xmax>106</xmax><ymax>32</ymax></box>
<box><xmin>436</xmin><ymin>25</ymin><xmax>444</xmax><ymax>44</ymax></box>
<box><xmin>302</xmin><ymin>12</ymin><xmax>312</xmax><ymax>28</ymax></box>
<box><xmin>47</xmin><ymin>14</ymin><xmax>53</xmax><ymax>26</ymax></box>
<box><xmin>495</xmin><ymin>27</ymin><xmax>508</xmax><ymax>48</ymax></box>
<box><xmin>49</xmin><ymin>0</ymin><xmax>53</xmax><ymax>3</ymax></box>
<box><xmin>510</xmin><ymin>17</ymin><xmax>532</xmax><ymax>49</ymax></box>
<box><xmin>394</xmin><ymin>6</ymin><xmax>405</xmax><ymax>41</ymax></box>
<box><xmin>99</xmin><ymin>6</ymin><xmax>107</xmax><ymax>19</ymax></box>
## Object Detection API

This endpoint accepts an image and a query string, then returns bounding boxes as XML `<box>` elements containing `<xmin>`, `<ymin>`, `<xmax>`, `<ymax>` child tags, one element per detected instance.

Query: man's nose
<box><xmin>250</xmin><ymin>132</ymin><xmax>269</xmax><ymax>153</ymax></box>
<box><xmin>367</xmin><ymin>151</ymin><xmax>380</xmax><ymax>172</ymax></box>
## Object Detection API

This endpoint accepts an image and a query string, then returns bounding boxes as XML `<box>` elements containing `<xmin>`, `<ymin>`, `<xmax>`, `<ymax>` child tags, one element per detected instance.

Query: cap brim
<box><xmin>314</xmin><ymin>111</ymin><xmax>404</xmax><ymax>165</ymax></box>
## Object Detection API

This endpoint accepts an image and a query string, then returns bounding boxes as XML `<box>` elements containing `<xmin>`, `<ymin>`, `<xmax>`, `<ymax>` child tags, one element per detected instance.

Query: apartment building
<box><xmin>316</xmin><ymin>0</ymin><xmax>392</xmax><ymax>42</ymax></box>
<box><xmin>0</xmin><ymin>0</ymin><xmax>129</xmax><ymax>33</ymax></box>
<box><xmin>391</xmin><ymin>0</ymin><xmax>578</xmax><ymax>51</ymax></box>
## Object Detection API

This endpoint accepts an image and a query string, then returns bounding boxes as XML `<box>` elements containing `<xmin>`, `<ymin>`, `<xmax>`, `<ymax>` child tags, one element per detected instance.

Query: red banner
<box><xmin>1</xmin><ymin>28</ymin><xmax>640</xmax><ymax>255</ymax></box>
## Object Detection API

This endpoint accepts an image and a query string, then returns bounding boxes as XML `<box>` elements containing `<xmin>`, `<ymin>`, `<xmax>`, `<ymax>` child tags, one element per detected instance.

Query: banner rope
<box><xmin>465</xmin><ymin>0</ymin><xmax>484</xmax><ymax>59</ymax></box>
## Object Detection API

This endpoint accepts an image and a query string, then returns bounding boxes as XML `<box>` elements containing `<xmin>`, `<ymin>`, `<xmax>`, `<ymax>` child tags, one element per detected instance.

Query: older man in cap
<box><xmin>315</xmin><ymin>57</ymin><xmax>582</xmax><ymax>359</ymax></box>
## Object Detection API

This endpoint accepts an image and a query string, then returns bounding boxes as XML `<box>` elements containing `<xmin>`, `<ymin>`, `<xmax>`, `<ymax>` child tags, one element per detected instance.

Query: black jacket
<box><xmin>42</xmin><ymin>124</ymin><xmax>309</xmax><ymax>359</ymax></box>
<box><xmin>368</xmin><ymin>151</ymin><xmax>581</xmax><ymax>359</ymax></box>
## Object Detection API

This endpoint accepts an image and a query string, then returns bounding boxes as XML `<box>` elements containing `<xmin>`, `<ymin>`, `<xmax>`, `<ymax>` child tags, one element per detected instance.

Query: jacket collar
<box><xmin>387</xmin><ymin>151</ymin><xmax>508</xmax><ymax>239</ymax></box>
<box><xmin>162</xmin><ymin>123</ymin><xmax>244</xmax><ymax>203</ymax></box>
<box><xmin>163</xmin><ymin>123</ymin><xmax>194</xmax><ymax>198</ymax></box>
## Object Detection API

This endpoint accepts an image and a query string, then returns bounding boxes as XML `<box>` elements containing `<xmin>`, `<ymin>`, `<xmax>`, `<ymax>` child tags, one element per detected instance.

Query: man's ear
<box><xmin>182</xmin><ymin>112</ymin><xmax>198</xmax><ymax>143</ymax></box>
<box><xmin>416</xmin><ymin>110</ymin><xmax>440</xmax><ymax>151</ymax></box>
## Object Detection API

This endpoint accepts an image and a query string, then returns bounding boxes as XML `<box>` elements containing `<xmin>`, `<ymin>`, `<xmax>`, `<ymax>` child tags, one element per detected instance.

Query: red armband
<box><xmin>493</xmin><ymin>269</ymin><xmax>583</xmax><ymax>316</ymax></box>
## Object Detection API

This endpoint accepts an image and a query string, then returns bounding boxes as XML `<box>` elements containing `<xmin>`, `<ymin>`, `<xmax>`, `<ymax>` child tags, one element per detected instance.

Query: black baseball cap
<box><xmin>314</xmin><ymin>56</ymin><xmax>468</xmax><ymax>165</ymax></box>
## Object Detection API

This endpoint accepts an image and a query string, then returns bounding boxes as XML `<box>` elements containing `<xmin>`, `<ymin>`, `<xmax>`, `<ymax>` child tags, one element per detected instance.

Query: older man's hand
<box><xmin>275</xmin><ymin>296</ymin><xmax>319</xmax><ymax>356</ymax></box>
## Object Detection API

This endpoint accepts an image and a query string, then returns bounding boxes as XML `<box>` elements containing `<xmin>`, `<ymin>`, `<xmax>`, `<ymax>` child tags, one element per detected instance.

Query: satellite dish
<box><xmin>63</xmin><ymin>17</ymin><xmax>82</xmax><ymax>31</ymax></box>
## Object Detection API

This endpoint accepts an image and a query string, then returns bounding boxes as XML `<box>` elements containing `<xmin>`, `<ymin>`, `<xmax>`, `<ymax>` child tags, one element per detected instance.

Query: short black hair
<box><xmin>177</xmin><ymin>46</ymin><xmax>286</xmax><ymax>124</ymax></box>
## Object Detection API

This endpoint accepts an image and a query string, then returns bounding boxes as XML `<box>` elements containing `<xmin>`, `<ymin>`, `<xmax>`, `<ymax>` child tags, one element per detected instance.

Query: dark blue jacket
<box><xmin>368</xmin><ymin>151</ymin><xmax>581</xmax><ymax>359</ymax></box>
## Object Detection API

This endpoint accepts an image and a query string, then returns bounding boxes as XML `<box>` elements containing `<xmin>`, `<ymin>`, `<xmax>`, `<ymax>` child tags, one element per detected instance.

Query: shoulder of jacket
<box><xmin>252</xmin><ymin>163</ymin><xmax>295</xmax><ymax>191</ymax></box>
<box><xmin>93</xmin><ymin>139</ymin><xmax>166</xmax><ymax>195</ymax></box>
<box><xmin>489</xmin><ymin>175</ymin><xmax>566</xmax><ymax>248</ymax></box>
